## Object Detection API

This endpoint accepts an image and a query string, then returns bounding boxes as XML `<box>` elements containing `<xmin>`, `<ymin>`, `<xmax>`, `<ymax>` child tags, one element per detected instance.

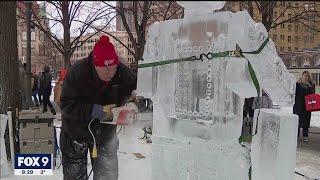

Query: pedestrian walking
<box><xmin>293</xmin><ymin>71</ymin><xmax>315</xmax><ymax>142</ymax></box>
<box><xmin>39</xmin><ymin>65</ymin><xmax>56</xmax><ymax>115</ymax></box>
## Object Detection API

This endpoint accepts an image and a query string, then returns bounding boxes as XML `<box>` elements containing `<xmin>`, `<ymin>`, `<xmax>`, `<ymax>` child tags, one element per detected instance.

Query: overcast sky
<box><xmin>38</xmin><ymin>1</ymin><xmax>116</xmax><ymax>39</ymax></box>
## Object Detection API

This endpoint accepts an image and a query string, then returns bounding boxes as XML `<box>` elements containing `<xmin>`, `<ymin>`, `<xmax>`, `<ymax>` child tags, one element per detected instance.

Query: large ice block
<box><xmin>251</xmin><ymin>108</ymin><xmax>298</xmax><ymax>180</ymax></box>
<box><xmin>139</xmin><ymin>10</ymin><xmax>296</xmax><ymax>108</ymax></box>
<box><xmin>137</xmin><ymin>1</ymin><xmax>297</xmax><ymax>180</ymax></box>
<box><xmin>1</xmin><ymin>114</ymin><xmax>10</xmax><ymax>177</ymax></box>
<box><xmin>152</xmin><ymin>136</ymin><xmax>250</xmax><ymax>180</ymax></box>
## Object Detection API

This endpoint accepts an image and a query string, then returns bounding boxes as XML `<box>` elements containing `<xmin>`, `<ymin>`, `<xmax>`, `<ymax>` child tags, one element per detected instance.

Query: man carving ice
<box><xmin>60</xmin><ymin>35</ymin><xmax>137</xmax><ymax>180</ymax></box>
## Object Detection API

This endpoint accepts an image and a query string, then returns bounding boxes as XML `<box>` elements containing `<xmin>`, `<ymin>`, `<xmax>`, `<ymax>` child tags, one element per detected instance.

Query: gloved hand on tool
<box><xmin>91</xmin><ymin>104</ymin><xmax>105</xmax><ymax>121</ymax></box>
<box><xmin>91</xmin><ymin>104</ymin><xmax>116</xmax><ymax>122</ymax></box>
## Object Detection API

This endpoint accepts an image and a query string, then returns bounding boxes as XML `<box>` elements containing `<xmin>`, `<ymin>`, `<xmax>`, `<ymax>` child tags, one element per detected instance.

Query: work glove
<box><xmin>91</xmin><ymin>104</ymin><xmax>106</xmax><ymax>121</ymax></box>
<box><xmin>91</xmin><ymin>104</ymin><xmax>116</xmax><ymax>122</ymax></box>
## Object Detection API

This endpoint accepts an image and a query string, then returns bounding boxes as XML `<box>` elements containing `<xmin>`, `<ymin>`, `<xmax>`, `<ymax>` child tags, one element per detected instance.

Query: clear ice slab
<box><xmin>137</xmin><ymin>1</ymin><xmax>297</xmax><ymax>180</ymax></box>
<box><xmin>0</xmin><ymin>114</ymin><xmax>10</xmax><ymax>177</ymax></box>
<box><xmin>251</xmin><ymin>108</ymin><xmax>298</xmax><ymax>180</ymax></box>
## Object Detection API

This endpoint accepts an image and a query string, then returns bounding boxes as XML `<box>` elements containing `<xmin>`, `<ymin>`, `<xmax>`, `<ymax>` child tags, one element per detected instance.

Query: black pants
<box><xmin>298</xmin><ymin>111</ymin><xmax>311</xmax><ymax>138</ymax></box>
<box><xmin>298</xmin><ymin>125</ymin><xmax>309</xmax><ymax>137</ymax></box>
<box><xmin>60</xmin><ymin>130</ymin><xmax>119</xmax><ymax>180</ymax></box>
<box><xmin>43</xmin><ymin>93</ymin><xmax>54</xmax><ymax>111</ymax></box>
<box><xmin>38</xmin><ymin>93</ymin><xmax>42</xmax><ymax>105</ymax></box>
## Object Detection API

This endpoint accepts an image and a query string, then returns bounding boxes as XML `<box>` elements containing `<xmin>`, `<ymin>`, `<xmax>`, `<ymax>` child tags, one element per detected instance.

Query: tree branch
<box><xmin>46</xmin><ymin>1</ymin><xmax>64</xmax><ymax>20</ymax></box>
<box><xmin>133</xmin><ymin>2</ymin><xmax>140</xmax><ymax>34</ymax></box>
<box><xmin>297</xmin><ymin>20</ymin><xmax>320</xmax><ymax>33</ymax></box>
<box><xmin>162</xmin><ymin>1</ymin><xmax>173</xmax><ymax>20</ymax></box>
<box><xmin>165</xmin><ymin>6</ymin><xmax>182</xmax><ymax>20</ymax></box>
<box><xmin>118</xmin><ymin>1</ymin><xmax>138</xmax><ymax>53</ymax></box>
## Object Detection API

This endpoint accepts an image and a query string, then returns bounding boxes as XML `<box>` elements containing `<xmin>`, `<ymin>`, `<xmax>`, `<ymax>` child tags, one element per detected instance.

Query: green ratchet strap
<box><xmin>138</xmin><ymin>37</ymin><xmax>269</xmax><ymax>68</ymax></box>
<box><xmin>245</xmin><ymin>57</ymin><xmax>261</xmax><ymax>97</ymax></box>
<box><xmin>136</xmin><ymin>56</ymin><xmax>195</xmax><ymax>68</ymax></box>
<box><xmin>138</xmin><ymin>37</ymin><xmax>269</xmax><ymax>97</ymax></box>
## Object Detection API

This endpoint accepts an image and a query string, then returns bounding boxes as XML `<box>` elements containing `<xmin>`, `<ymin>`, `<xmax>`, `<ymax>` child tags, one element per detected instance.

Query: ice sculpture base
<box><xmin>152</xmin><ymin>136</ymin><xmax>250</xmax><ymax>180</ymax></box>
<box><xmin>251</xmin><ymin>108</ymin><xmax>298</xmax><ymax>180</ymax></box>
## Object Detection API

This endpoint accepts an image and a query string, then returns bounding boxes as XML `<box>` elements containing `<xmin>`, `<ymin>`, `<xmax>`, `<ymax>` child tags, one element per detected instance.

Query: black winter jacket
<box><xmin>39</xmin><ymin>70</ymin><xmax>52</xmax><ymax>95</ymax></box>
<box><xmin>60</xmin><ymin>54</ymin><xmax>137</xmax><ymax>140</ymax></box>
<box><xmin>293</xmin><ymin>81</ymin><xmax>315</xmax><ymax>129</ymax></box>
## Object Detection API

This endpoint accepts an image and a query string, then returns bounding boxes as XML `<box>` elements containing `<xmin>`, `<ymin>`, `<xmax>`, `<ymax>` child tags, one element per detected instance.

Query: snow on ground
<box><xmin>295</xmin><ymin>128</ymin><xmax>320</xmax><ymax>180</ymax></box>
<box><xmin>1</xmin><ymin>116</ymin><xmax>152</xmax><ymax>180</ymax></box>
<box><xmin>2</xmin><ymin>116</ymin><xmax>319</xmax><ymax>180</ymax></box>
<box><xmin>3</xmin><ymin>86</ymin><xmax>318</xmax><ymax>179</ymax></box>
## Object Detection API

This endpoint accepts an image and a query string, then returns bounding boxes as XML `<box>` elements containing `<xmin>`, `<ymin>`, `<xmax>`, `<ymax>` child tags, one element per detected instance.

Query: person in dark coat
<box><xmin>37</xmin><ymin>71</ymin><xmax>43</xmax><ymax>105</ymax></box>
<box><xmin>39</xmin><ymin>65</ymin><xmax>56</xmax><ymax>115</ymax></box>
<box><xmin>242</xmin><ymin>97</ymin><xmax>254</xmax><ymax>135</ymax></box>
<box><xmin>293</xmin><ymin>71</ymin><xmax>315</xmax><ymax>142</ymax></box>
<box><xmin>243</xmin><ymin>97</ymin><xmax>254</xmax><ymax>118</ymax></box>
<box><xmin>31</xmin><ymin>73</ymin><xmax>40</xmax><ymax>107</ymax></box>
<box><xmin>60</xmin><ymin>35</ymin><xmax>137</xmax><ymax>180</ymax></box>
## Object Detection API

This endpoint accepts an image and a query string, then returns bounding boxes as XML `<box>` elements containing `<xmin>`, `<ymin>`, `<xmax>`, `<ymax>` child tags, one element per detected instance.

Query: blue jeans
<box><xmin>32</xmin><ymin>90</ymin><xmax>39</xmax><ymax>106</ymax></box>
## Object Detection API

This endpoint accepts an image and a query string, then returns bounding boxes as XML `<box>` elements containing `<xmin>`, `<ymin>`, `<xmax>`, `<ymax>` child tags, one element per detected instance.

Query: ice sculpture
<box><xmin>251</xmin><ymin>109</ymin><xmax>298</xmax><ymax>180</ymax></box>
<box><xmin>1</xmin><ymin>114</ymin><xmax>10</xmax><ymax>177</ymax></box>
<box><xmin>137</xmin><ymin>1</ymin><xmax>298</xmax><ymax>180</ymax></box>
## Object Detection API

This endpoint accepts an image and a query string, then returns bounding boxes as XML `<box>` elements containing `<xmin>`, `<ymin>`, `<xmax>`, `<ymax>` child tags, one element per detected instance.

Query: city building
<box><xmin>279</xmin><ymin>49</ymin><xmax>320</xmax><ymax>92</ymax></box>
<box><xmin>69</xmin><ymin>30</ymin><xmax>136</xmax><ymax>66</ymax></box>
<box><xmin>16</xmin><ymin>1</ymin><xmax>53</xmax><ymax>75</ymax></box>
<box><xmin>224</xmin><ymin>1</ymin><xmax>320</xmax><ymax>53</ymax></box>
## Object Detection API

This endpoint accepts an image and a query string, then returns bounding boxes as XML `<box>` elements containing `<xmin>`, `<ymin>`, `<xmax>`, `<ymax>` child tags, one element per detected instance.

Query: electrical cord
<box><xmin>88</xmin><ymin>118</ymin><xmax>97</xmax><ymax>158</ymax></box>
<box><xmin>53</xmin><ymin>126</ymin><xmax>62</xmax><ymax>169</ymax></box>
<box><xmin>88</xmin><ymin>119</ymin><xmax>124</xmax><ymax>178</ymax></box>
<box><xmin>88</xmin><ymin>118</ymin><xmax>97</xmax><ymax>178</ymax></box>
<box><xmin>295</xmin><ymin>171</ymin><xmax>318</xmax><ymax>180</ymax></box>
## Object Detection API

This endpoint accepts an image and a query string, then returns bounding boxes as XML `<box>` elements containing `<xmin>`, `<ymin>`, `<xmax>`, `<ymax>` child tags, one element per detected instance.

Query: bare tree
<box><xmin>99</xmin><ymin>1</ymin><xmax>183</xmax><ymax>72</ymax></box>
<box><xmin>0</xmin><ymin>1</ymin><xmax>22</xmax><ymax>158</ymax></box>
<box><xmin>36</xmin><ymin>38</ymin><xmax>60</xmax><ymax>76</ymax></box>
<box><xmin>17</xmin><ymin>1</ymin><xmax>115</xmax><ymax>70</ymax></box>
<box><xmin>0</xmin><ymin>1</ymin><xmax>22</xmax><ymax>113</ymax></box>
<box><xmin>236</xmin><ymin>1</ymin><xmax>320</xmax><ymax>32</ymax></box>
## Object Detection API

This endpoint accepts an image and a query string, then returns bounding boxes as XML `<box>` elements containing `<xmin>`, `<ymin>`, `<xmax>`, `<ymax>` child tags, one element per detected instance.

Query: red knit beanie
<box><xmin>93</xmin><ymin>35</ymin><xmax>119</xmax><ymax>67</ymax></box>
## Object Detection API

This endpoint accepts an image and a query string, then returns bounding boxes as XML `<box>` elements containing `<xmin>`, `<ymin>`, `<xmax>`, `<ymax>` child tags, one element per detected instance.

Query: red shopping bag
<box><xmin>305</xmin><ymin>94</ymin><xmax>320</xmax><ymax>112</ymax></box>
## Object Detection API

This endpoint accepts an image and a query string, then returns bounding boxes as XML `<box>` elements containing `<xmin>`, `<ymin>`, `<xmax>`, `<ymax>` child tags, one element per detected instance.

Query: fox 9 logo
<box><xmin>15</xmin><ymin>154</ymin><xmax>52</xmax><ymax>170</ymax></box>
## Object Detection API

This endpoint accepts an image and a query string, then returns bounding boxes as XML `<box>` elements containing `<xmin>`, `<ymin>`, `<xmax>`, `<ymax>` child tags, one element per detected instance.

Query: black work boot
<box><xmin>50</xmin><ymin>108</ymin><xmax>56</xmax><ymax>115</ymax></box>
